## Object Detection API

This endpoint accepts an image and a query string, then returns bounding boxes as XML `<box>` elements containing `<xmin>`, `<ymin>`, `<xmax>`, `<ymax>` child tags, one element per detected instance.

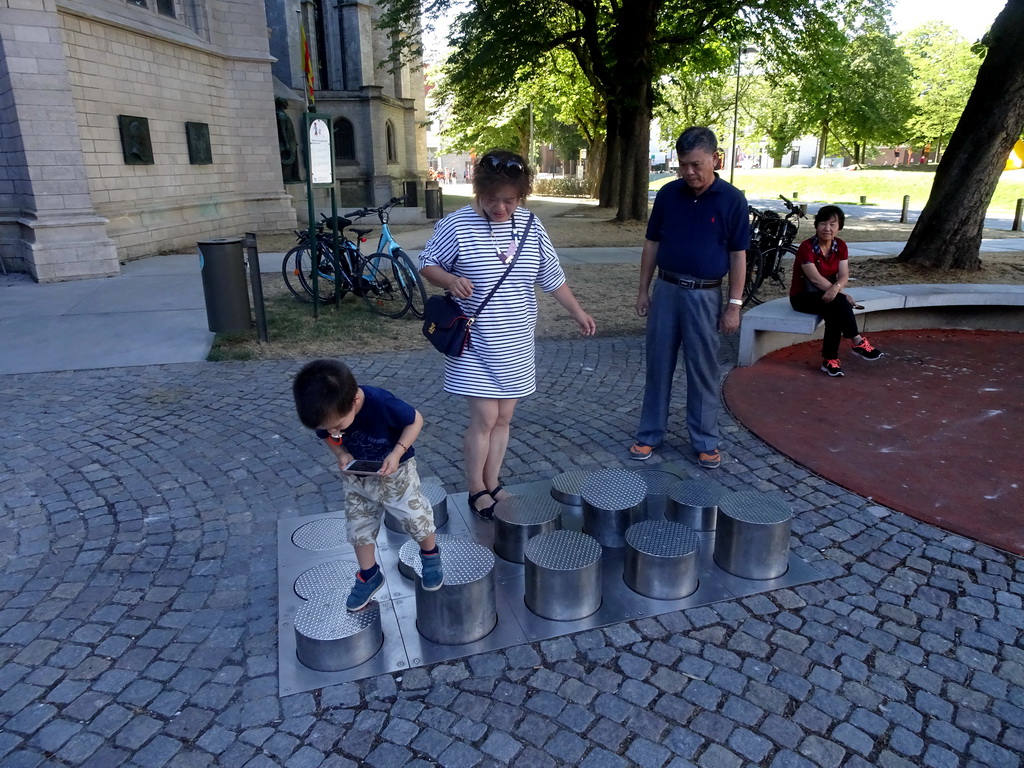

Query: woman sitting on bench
<box><xmin>789</xmin><ymin>205</ymin><xmax>883</xmax><ymax>377</ymax></box>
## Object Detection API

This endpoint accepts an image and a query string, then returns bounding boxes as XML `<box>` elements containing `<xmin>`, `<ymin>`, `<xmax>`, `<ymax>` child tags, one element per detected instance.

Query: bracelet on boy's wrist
<box><xmin>396</xmin><ymin>441</ymin><xmax>409</xmax><ymax>452</ymax></box>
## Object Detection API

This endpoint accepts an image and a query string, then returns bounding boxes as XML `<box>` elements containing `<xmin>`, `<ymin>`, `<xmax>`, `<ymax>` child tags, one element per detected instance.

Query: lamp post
<box><xmin>729</xmin><ymin>46</ymin><xmax>757</xmax><ymax>185</ymax></box>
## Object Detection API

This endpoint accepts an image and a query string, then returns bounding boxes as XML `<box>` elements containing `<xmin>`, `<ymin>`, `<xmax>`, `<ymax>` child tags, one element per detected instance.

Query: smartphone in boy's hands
<box><xmin>341</xmin><ymin>459</ymin><xmax>384</xmax><ymax>475</ymax></box>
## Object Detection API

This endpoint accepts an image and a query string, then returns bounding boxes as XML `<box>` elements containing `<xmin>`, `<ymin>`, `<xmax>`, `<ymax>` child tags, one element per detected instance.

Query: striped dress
<box><xmin>419</xmin><ymin>205</ymin><xmax>567</xmax><ymax>398</ymax></box>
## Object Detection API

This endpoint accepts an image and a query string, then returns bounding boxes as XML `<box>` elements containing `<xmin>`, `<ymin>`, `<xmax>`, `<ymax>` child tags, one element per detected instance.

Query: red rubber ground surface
<box><xmin>724</xmin><ymin>329</ymin><xmax>1024</xmax><ymax>556</ymax></box>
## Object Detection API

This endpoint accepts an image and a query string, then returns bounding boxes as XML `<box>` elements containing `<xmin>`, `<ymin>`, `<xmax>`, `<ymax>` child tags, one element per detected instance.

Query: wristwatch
<box><xmin>728</xmin><ymin>298</ymin><xmax>743</xmax><ymax>306</ymax></box>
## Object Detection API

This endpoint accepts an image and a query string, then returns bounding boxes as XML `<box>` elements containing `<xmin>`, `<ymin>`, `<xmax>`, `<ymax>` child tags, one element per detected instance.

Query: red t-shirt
<box><xmin>789</xmin><ymin>237</ymin><xmax>848</xmax><ymax>298</ymax></box>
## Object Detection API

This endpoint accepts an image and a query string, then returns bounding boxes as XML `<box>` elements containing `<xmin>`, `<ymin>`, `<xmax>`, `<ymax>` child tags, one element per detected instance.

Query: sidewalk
<box><xmin>3</xmin><ymin>239</ymin><xmax>1022</xmax><ymax>375</ymax></box>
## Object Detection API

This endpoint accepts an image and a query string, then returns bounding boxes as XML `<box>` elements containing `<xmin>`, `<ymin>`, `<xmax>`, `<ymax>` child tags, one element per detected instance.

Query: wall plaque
<box><xmin>118</xmin><ymin>115</ymin><xmax>153</xmax><ymax>165</ymax></box>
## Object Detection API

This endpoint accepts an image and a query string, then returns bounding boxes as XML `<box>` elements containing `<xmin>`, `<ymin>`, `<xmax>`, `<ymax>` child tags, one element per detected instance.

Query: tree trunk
<box><xmin>898</xmin><ymin>0</ymin><xmax>1024</xmax><ymax>270</ymax></box>
<box><xmin>816</xmin><ymin>120</ymin><xmax>829</xmax><ymax>168</ymax></box>
<box><xmin>772</xmin><ymin>155</ymin><xmax>783</xmax><ymax>168</ymax></box>
<box><xmin>594</xmin><ymin>0</ymin><xmax>659</xmax><ymax>221</ymax></box>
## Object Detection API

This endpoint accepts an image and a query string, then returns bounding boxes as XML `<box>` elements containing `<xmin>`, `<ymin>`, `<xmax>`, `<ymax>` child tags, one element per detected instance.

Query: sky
<box><xmin>888</xmin><ymin>0</ymin><xmax>1005</xmax><ymax>41</ymax></box>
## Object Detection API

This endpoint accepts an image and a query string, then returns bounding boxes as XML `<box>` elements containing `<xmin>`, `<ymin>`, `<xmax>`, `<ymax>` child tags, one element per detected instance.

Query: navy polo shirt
<box><xmin>314</xmin><ymin>386</ymin><xmax>416</xmax><ymax>462</ymax></box>
<box><xmin>646</xmin><ymin>175</ymin><xmax>749</xmax><ymax>280</ymax></box>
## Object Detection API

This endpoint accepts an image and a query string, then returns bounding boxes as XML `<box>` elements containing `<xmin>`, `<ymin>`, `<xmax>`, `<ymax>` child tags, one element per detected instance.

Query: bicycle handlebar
<box><xmin>778</xmin><ymin>194</ymin><xmax>807</xmax><ymax>218</ymax></box>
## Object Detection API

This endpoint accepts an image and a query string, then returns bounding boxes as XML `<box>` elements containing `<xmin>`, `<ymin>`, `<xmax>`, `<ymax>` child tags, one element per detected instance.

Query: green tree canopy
<box><xmin>899</xmin><ymin>22</ymin><xmax>983</xmax><ymax>157</ymax></box>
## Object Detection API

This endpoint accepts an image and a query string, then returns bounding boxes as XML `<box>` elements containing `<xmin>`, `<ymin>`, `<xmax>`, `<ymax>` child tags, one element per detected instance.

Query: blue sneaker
<box><xmin>346</xmin><ymin>569</ymin><xmax>384</xmax><ymax>611</ymax></box>
<box><xmin>420</xmin><ymin>550</ymin><xmax>444</xmax><ymax>591</ymax></box>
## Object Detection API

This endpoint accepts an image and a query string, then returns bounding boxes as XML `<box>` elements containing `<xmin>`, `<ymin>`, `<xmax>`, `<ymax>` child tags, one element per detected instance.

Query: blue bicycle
<box><xmin>346</xmin><ymin>196</ymin><xmax>428</xmax><ymax>319</ymax></box>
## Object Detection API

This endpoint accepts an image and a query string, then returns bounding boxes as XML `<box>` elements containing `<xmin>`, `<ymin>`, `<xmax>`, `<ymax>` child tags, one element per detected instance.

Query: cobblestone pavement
<box><xmin>1</xmin><ymin>337</ymin><xmax>1022</xmax><ymax>768</ymax></box>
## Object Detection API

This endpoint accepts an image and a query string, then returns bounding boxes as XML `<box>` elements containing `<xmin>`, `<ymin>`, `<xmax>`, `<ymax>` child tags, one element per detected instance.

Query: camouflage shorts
<box><xmin>344</xmin><ymin>458</ymin><xmax>435</xmax><ymax>546</ymax></box>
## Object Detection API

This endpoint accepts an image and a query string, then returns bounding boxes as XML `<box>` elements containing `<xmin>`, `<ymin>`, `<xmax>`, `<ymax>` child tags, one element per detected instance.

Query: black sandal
<box><xmin>468</xmin><ymin>490</ymin><xmax>496</xmax><ymax>520</ymax></box>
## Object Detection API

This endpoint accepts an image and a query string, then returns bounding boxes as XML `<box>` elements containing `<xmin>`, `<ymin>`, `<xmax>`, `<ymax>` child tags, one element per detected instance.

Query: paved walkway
<box><xmin>3</xmin><ymin>239</ymin><xmax>1023</xmax><ymax>375</ymax></box>
<box><xmin>2</xmin><ymin>327</ymin><xmax>1023</xmax><ymax>766</ymax></box>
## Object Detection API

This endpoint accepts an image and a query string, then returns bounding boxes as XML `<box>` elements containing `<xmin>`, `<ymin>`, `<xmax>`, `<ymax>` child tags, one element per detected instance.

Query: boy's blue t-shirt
<box><xmin>315</xmin><ymin>385</ymin><xmax>416</xmax><ymax>462</ymax></box>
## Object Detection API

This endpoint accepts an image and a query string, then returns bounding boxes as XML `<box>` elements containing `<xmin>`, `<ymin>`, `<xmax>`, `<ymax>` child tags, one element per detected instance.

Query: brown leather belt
<box><xmin>657</xmin><ymin>269</ymin><xmax>722</xmax><ymax>289</ymax></box>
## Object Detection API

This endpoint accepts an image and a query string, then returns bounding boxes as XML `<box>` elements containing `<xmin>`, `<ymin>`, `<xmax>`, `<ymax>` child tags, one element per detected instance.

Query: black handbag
<box><xmin>422</xmin><ymin>214</ymin><xmax>535</xmax><ymax>357</ymax></box>
<box><xmin>422</xmin><ymin>294</ymin><xmax>473</xmax><ymax>356</ymax></box>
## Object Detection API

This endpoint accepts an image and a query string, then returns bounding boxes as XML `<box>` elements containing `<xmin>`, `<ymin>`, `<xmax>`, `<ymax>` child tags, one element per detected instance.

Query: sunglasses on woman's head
<box><xmin>481</xmin><ymin>155</ymin><xmax>525</xmax><ymax>178</ymax></box>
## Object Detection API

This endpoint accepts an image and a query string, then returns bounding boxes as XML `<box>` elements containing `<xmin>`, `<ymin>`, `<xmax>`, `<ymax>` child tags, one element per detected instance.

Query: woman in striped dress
<box><xmin>419</xmin><ymin>150</ymin><xmax>596</xmax><ymax>519</ymax></box>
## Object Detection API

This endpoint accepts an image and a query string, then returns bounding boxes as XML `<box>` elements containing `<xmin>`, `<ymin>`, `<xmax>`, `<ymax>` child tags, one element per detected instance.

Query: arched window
<box><xmin>385</xmin><ymin>120</ymin><xmax>398</xmax><ymax>163</ymax></box>
<box><xmin>333</xmin><ymin>117</ymin><xmax>355</xmax><ymax>162</ymax></box>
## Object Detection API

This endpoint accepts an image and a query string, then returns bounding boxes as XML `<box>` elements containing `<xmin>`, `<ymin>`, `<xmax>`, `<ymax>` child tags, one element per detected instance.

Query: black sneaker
<box><xmin>821</xmin><ymin>359</ymin><xmax>844</xmax><ymax>377</ymax></box>
<box><xmin>852</xmin><ymin>337</ymin><xmax>883</xmax><ymax>360</ymax></box>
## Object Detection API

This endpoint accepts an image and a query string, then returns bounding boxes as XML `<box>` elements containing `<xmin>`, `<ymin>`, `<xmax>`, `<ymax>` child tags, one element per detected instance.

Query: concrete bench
<box><xmin>738</xmin><ymin>284</ymin><xmax>1024</xmax><ymax>366</ymax></box>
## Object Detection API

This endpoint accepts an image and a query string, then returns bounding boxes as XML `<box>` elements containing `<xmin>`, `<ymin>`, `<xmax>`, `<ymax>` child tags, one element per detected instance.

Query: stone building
<box><xmin>268</xmin><ymin>0</ymin><xmax>429</xmax><ymax>213</ymax></box>
<box><xmin>0</xmin><ymin>0</ymin><xmax>428</xmax><ymax>283</ymax></box>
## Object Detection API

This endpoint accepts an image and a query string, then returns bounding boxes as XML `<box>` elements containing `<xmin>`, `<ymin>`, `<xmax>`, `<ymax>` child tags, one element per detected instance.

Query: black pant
<box><xmin>790</xmin><ymin>292</ymin><xmax>859</xmax><ymax>359</ymax></box>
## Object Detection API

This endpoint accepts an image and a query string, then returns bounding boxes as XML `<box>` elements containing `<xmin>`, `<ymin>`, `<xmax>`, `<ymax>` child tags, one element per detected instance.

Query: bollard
<box><xmin>799</xmin><ymin>203</ymin><xmax>808</xmax><ymax>216</ymax></box>
<box><xmin>859</xmin><ymin>195</ymin><xmax>867</xmax><ymax>205</ymax></box>
<box><xmin>792</xmin><ymin>192</ymin><xmax>798</xmax><ymax>200</ymax></box>
<box><xmin>244</xmin><ymin>233</ymin><xmax>269</xmax><ymax>342</ymax></box>
<box><xmin>1014</xmin><ymin>198</ymin><xmax>1023</xmax><ymax>232</ymax></box>
<box><xmin>901</xmin><ymin>195</ymin><xmax>910</xmax><ymax>224</ymax></box>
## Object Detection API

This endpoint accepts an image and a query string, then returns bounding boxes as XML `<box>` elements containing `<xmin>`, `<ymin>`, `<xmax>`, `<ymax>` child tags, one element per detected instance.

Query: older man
<box><xmin>630</xmin><ymin>127</ymin><xmax>749</xmax><ymax>469</ymax></box>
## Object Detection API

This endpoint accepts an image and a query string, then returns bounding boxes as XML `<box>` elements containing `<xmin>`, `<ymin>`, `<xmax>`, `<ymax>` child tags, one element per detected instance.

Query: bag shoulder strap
<box><xmin>471</xmin><ymin>213</ymin><xmax>535</xmax><ymax>320</ymax></box>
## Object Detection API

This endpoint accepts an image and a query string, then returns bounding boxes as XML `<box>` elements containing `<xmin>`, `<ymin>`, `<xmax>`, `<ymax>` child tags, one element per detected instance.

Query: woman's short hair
<box><xmin>815</xmin><ymin>205</ymin><xmax>845</xmax><ymax>229</ymax></box>
<box><xmin>473</xmin><ymin>149</ymin><xmax>533</xmax><ymax>200</ymax></box>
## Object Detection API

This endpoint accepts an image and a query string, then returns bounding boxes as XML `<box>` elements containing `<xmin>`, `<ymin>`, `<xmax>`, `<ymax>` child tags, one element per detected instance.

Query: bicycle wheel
<box><xmin>742</xmin><ymin>247</ymin><xmax>766</xmax><ymax>307</ymax></box>
<box><xmin>763</xmin><ymin>243</ymin><xmax>797</xmax><ymax>287</ymax></box>
<box><xmin>392</xmin><ymin>248</ymin><xmax>428</xmax><ymax>319</ymax></box>
<box><xmin>282</xmin><ymin>246</ymin><xmax>311</xmax><ymax>302</ymax></box>
<box><xmin>357</xmin><ymin>253</ymin><xmax>410</xmax><ymax>318</ymax></box>
<box><xmin>294</xmin><ymin>245</ymin><xmax>343</xmax><ymax>304</ymax></box>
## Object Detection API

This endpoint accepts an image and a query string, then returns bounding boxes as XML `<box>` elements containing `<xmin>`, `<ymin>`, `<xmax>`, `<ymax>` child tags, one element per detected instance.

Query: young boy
<box><xmin>293</xmin><ymin>359</ymin><xmax>443</xmax><ymax>611</ymax></box>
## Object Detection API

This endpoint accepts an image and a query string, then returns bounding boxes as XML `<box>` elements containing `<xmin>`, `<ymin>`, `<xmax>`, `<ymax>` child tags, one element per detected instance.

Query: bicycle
<box><xmin>743</xmin><ymin>194</ymin><xmax>805</xmax><ymax>306</ymax></box>
<box><xmin>344</xmin><ymin>196</ymin><xmax>428</xmax><ymax>320</ymax></box>
<box><xmin>281</xmin><ymin>217</ymin><xmax>411</xmax><ymax>318</ymax></box>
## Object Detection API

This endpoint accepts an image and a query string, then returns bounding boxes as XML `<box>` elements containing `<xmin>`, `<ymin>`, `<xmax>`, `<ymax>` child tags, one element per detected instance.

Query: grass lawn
<box><xmin>651</xmin><ymin>167</ymin><xmax>1024</xmax><ymax>212</ymax></box>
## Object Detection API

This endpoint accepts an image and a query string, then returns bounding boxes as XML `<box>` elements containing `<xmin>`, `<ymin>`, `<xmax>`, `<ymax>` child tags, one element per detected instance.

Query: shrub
<box><xmin>533</xmin><ymin>177</ymin><xmax>592</xmax><ymax>198</ymax></box>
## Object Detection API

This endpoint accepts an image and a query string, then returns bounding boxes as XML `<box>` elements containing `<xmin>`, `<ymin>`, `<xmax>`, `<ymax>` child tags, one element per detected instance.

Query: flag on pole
<box><xmin>301</xmin><ymin>25</ymin><xmax>315</xmax><ymax>106</ymax></box>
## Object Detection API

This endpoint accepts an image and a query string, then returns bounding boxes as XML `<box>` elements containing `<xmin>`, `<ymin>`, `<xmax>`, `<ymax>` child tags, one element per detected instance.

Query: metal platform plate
<box><xmin>277</xmin><ymin>465</ymin><xmax>824</xmax><ymax>696</ymax></box>
<box><xmin>292</xmin><ymin>517</ymin><xmax>348</xmax><ymax>551</ymax></box>
<box><xmin>550</xmin><ymin>469</ymin><xmax>590</xmax><ymax>505</ymax></box>
<box><xmin>294</xmin><ymin>559</ymin><xmax>359</xmax><ymax>600</ymax></box>
<box><xmin>626</xmin><ymin>519</ymin><xmax>699</xmax><ymax>557</ymax></box>
<box><xmin>719</xmin><ymin>491</ymin><xmax>792</xmax><ymax>524</ymax></box>
<box><xmin>670</xmin><ymin>477</ymin><xmax>727</xmax><ymax>507</ymax></box>
<box><xmin>495</xmin><ymin>494</ymin><xmax>562</xmax><ymax>526</ymax></box>
<box><xmin>401</xmin><ymin>536</ymin><xmax>494</xmax><ymax>585</ymax></box>
<box><xmin>633</xmin><ymin>468</ymin><xmax>680</xmax><ymax>496</ymax></box>
<box><xmin>294</xmin><ymin>596</ymin><xmax>379</xmax><ymax>641</ymax></box>
<box><xmin>525</xmin><ymin>529</ymin><xmax>602</xmax><ymax>570</ymax></box>
<box><xmin>397</xmin><ymin>533</ymin><xmax>462</xmax><ymax>581</ymax></box>
<box><xmin>580</xmin><ymin>468</ymin><xmax>647</xmax><ymax>511</ymax></box>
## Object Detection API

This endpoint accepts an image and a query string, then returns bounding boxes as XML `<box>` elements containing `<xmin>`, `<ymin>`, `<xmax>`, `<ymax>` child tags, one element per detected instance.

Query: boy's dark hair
<box><xmin>292</xmin><ymin>359</ymin><xmax>359</xmax><ymax>429</ymax></box>
<box><xmin>815</xmin><ymin>205</ymin><xmax>845</xmax><ymax>229</ymax></box>
<box><xmin>473</xmin><ymin>148</ymin><xmax>533</xmax><ymax>200</ymax></box>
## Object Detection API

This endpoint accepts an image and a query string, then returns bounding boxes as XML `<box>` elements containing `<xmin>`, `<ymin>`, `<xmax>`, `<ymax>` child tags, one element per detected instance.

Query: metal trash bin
<box><xmin>197</xmin><ymin>238</ymin><xmax>251</xmax><ymax>333</ymax></box>
<box><xmin>424</xmin><ymin>187</ymin><xmax>443</xmax><ymax>219</ymax></box>
<box><xmin>524</xmin><ymin>529</ymin><xmax>602</xmax><ymax>621</ymax></box>
<box><xmin>403</xmin><ymin>181</ymin><xmax>418</xmax><ymax>207</ymax></box>
<box><xmin>623</xmin><ymin>520</ymin><xmax>699</xmax><ymax>600</ymax></box>
<box><xmin>713</xmin><ymin>491</ymin><xmax>792</xmax><ymax>580</ymax></box>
